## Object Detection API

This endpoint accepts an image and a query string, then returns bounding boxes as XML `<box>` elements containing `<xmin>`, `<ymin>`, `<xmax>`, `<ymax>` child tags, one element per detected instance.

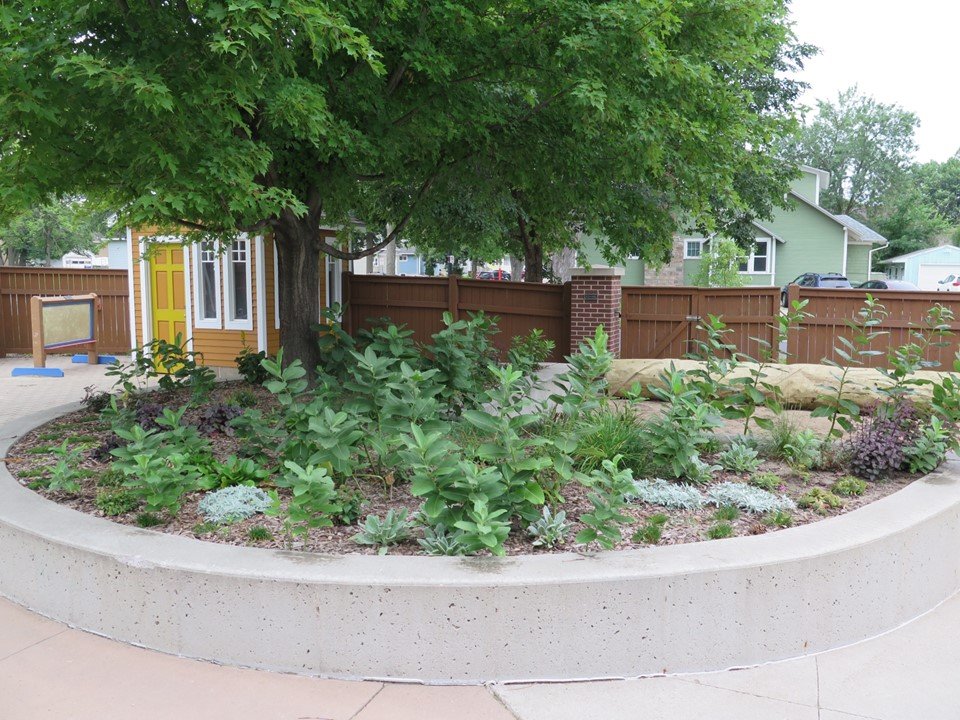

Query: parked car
<box><xmin>856</xmin><ymin>279</ymin><xmax>921</xmax><ymax>291</ymax></box>
<box><xmin>935</xmin><ymin>274</ymin><xmax>960</xmax><ymax>292</ymax></box>
<box><xmin>478</xmin><ymin>269</ymin><xmax>512</xmax><ymax>280</ymax></box>
<box><xmin>781</xmin><ymin>273</ymin><xmax>851</xmax><ymax>306</ymax></box>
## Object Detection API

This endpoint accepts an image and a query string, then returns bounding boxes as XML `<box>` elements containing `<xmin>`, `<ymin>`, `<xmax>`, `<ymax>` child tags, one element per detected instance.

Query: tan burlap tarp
<box><xmin>606</xmin><ymin>359</ymin><xmax>949</xmax><ymax>409</ymax></box>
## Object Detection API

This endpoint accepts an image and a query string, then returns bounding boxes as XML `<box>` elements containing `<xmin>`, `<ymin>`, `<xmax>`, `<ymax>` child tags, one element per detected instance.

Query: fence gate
<box><xmin>620</xmin><ymin>286</ymin><xmax>780</xmax><ymax>361</ymax></box>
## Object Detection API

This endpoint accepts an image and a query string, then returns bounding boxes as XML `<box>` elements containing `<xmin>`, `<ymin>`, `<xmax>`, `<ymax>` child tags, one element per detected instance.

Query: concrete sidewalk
<box><xmin>1</xmin><ymin>355</ymin><xmax>958</xmax><ymax>719</ymax></box>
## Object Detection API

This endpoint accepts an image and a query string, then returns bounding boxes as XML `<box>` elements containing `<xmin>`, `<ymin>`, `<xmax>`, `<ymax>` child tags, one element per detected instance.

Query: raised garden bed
<box><xmin>6</xmin><ymin>389</ymin><xmax>915</xmax><ymax>555</ymax></box>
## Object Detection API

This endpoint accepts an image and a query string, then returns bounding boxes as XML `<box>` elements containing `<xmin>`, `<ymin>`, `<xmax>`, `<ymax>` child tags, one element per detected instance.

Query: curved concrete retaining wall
<box><xmin>3</xmin><ymin>404</ymin><xmax>960</xmax><ymax>683</ymax></box>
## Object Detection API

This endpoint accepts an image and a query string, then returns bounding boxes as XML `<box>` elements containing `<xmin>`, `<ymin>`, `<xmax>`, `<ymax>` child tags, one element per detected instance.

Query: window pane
<box><xmin>227</xmin><ymin>239</ymin><xmax>249</xmax><ymax>322</ymax></box>
<box><xmin>201</xmin><ymin>261</ymin><xmax>217</xmax><ymax>319</ymax></box>
<box><xmin>738</xmin><ymin>260</ymin><xmax>748</xmax><ymax>272</ymax></box>
<box><xmin>232</xmin><ymin>260</ymin><xmax>248</xmax><ymax>319</ymax></box>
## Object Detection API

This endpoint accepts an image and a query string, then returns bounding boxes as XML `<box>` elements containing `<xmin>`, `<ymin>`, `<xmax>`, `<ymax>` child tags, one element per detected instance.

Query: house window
<box><xmin>684</xmin><ymin>240</ymin><xmax>704</xmax><ymax>259</ymax></box>
<box><xmin>273</xmin><ymin>243</ymin><xmax>280</xmax><ymax>330</ymax></box>
<box><xmin>224</xmin><ymin>237</ymin><xmax>252</xmax><ymax>330</ymax></box>
<box><xmin>194</xmin><ymin>240</ymin><xmax>221</xmax><ymax>328</ymax></box>
<box><xmin>325</xmin><ymin>252</ymin><xmax>342</xmax><ymax>310</ymax></box>
<box><xmin>738</xmin><ymin>239</ymin><xmax>769</xmax><ymax>274</ymax></box>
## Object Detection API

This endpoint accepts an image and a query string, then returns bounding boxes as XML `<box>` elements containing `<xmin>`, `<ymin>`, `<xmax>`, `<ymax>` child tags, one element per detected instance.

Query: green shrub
<box><xmin>713</xmin><ymin>505</ymin><xmax>740</xmax><ymax>522</ymax></box>
<box><xmin>106</xmin><ymin>334</ymin><xmax>214</xmax><ymax>404</ymax></box>
<box><xmin>707</xmin><ymin>523</ymin><xmax>734</xmax><ymax>539</ymax></box>
<box><xmin>717</xmin><ymin>439</ymin><xmax>762</xmax><ymax>474</ymax></box>
<box><xmin>575</xmin><ymin>457</ymin><xmax>636</xmax><ymax>549</ymax></box>
<box><xmin>135</xmin><ymin>512</ymin><xmax>163</xmax><ymax>528</ymax></box>
<box><xmin>632</xmin><ymin>513</ymin><xmax>668</xmax><ymax>544</ymax></box>
<box><xmin>235</xmin><ymin>346</ymin><xmax>271</xmax><ymax>385</ymax></box>
<box><xmin>573</xmin><ymin>409</ymin><xmax>647</xmax><ymax>474</ymax></box>
<box><xmin>750</xmin><ymin>472</ymin><xmax>782</xmax><ymax>492</ymax></box>
<box><xmin>247</xmin><ymin>526</ymin><xmax>274</xmax><ymax>542</ymax></box>
<box><xmin>640</xmin><ymin>367</ymin><xmax>722</xmax><ymax>481</ymax></box>
<box><xmin>228</xmin><ymin>389</ymin><xmax>258</xmax><ymax>408</ymax></box>
<box><xmin>95</xmin><ymin>488</ymin><xmax>140</xmax><ymax>516</ymax></box>
<box><xmin>353</xmin><ymin>509</ymin><xmax>415</xmax><ymax>554</ymax></box>
<box><xmin>508</xmin><ymin>328</ymin><xmax>555</xmax><ymax>374</ymax></box>
<box><xmin>526</xmin><ymin>506</ymin><xmax>569</xmax><ymax>548</ymax></box>
<box><xmin>798</xmin><ymin>487</ymin><xmax>843</xmax><ymax>513</ymax></box>
<box><xmin>764</xmin><ymin>510</ymin><xmax>794</xmax><ymax>527</ymax></box>
<box><xmin>831</xmin><ymin>476</ymin><xmax>867</xmax><ymax>497</ymax></box>
<box><xmin>904</xmin><ymin>417</ymin><xmax>950</xmax><ymax>474</ymax></box>
<box><xmin>271</xmin><ymin>461</ymin><xmax>342</xmax><ymax>536</ymax></box>
<box><xmin>418</xmin><ymin>524</ymin><xmax>469</xmax><ymax>556</ymax></box>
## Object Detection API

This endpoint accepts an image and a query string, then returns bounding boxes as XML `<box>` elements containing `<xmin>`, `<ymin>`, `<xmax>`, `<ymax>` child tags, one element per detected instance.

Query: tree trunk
<box><xmin>509</xmin><ymin>255</ymin><xmax>524</xmax><ymax>281</ymax></box>
<box><xmin>274</xmin><ymin>218</ymin><xmax>324</xmax><ymax>371</ymax></box>
<box><xmin>382</xmin><ymin>239</ymin><xmax>397</xmax><ymax>275</ymax></box>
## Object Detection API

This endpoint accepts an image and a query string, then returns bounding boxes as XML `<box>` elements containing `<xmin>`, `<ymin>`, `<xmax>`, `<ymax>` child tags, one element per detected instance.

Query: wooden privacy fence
<box><xmin>0</xmin><ymin>267</ymin><xmax>131</xmax><ymax>356</ymax></box>
<box><xmin>620</xmin><ymin>286</ymin><xmax>781</xmax><ymax>361</ymax></box>
<box><xmin>343</xmin><ymin>272</ymin><xmax>571</xmax><ymax>361</ymax></box>
<box><xmin>789</xmin><ymin>286</ymin><xmax>960</xmax><ymax>369</ymax></box>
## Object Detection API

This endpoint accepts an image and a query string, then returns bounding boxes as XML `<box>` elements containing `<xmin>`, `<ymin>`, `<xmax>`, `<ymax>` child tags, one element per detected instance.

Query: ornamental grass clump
<box><xmin>198</xmin><ymin>486</ymin><xmax>272</xmax><ymax>524</ymax></box>
<box><xmin>706</xmin><ymin>481</ymin><xmax>795</xmax><ymax>513</ymax></box>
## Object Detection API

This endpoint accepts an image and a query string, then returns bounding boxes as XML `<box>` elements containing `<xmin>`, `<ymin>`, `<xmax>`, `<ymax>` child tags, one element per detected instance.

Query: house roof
<box><xmin>834</xmin><ymin>215</ymin><xmax>886</xmax><ymax>243</ymax></box>
<box><xmin>786</xmin><ymin>192</ymin><xmax>888</xmax><ymax>245</ymax></box>
<box><xmin>751</xmin><ymin>220</ymin><xmax>784</xmax><ymax>243</ymax></box>
<box><xmin>881</xmin><ymin>245</ymin><xmax>960</xmax><ymax>264</ymax></box>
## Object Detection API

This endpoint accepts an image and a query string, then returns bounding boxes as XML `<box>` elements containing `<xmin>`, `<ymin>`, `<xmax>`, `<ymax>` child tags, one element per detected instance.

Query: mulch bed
<box><xmin>5</xmin><ymin>382</ymin><xmax>916</xmax><ymax>556</ymax></box>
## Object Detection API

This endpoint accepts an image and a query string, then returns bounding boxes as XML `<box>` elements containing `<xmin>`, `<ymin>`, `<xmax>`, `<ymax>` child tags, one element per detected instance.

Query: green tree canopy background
<box><xmin>1</xmin><ymin>0</ymin><xmax>810</xmax><ymax>364</ymax></box>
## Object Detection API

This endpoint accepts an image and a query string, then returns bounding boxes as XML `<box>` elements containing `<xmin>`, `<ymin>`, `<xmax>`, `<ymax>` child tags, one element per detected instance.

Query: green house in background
<box><xmin>584</xmin><ymin>166</ymin><xmax>888</xmax><ymax>287</ymax></box>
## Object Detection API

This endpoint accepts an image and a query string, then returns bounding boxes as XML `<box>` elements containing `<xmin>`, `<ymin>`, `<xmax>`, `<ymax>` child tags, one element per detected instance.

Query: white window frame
<box><xmin>683</xmin><ymin>239</ymin><xmax>705</xmax><ymax>259</ymax></box>
<box><xmin>273</xmin><ymin>243</ymin><xmax>281</xmax><ymax>330</ymax></box>
<box><xmin>739</xmin><ymin>238</ymin><xmax>770</xmax><ymax>274</ymax></box>
<box><xmin>223</xmin><ymin>235</ymin><xmax>253</xmax><ymax>331</ymax></box>
<box><xmin>193</xmin><ymin>239</ymin><xmax>222</xmax><ymax>329</ymax></box>
<box><xmin>325</xmin><ymin>240</ymin><xmax>343</xmax><ymax>310</ymax></box>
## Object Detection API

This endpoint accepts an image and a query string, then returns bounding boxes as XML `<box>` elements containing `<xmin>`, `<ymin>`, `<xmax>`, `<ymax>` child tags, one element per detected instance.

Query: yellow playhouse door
<box><xmin>149</xmin><ymin>244</ymin><xmax>187</xmax><ymax>347</ymax></box>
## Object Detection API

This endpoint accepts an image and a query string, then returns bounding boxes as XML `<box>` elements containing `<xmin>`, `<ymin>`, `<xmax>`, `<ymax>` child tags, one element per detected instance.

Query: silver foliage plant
<box><xmin>627</xmin><ymin>478</ymin><xmax>705</xmax><ymax>510</ymax></box>
<box><xmin>198</xmin><ymin>485</ymin><xmax>272</xmax><ymax>524</ymax></box>
<box><xmin>706</xmin><ymin>482</ymin><xmax>796</xmax><ymax>513</ymax></box>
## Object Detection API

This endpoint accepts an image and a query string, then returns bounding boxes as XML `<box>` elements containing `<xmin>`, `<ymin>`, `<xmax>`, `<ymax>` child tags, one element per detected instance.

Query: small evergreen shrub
<box><xmin>198</xmin><ymin>486</ymin><xmax>272</xmax><ymax>524</ymax></box>
<box><xmin>627</xmin><ymin>478</ymin><xmax>704</xmax><ymax>510</ymax></box>
<box><xmin>706</xmin><ymin>482</ymin><xmax>795</xmax><ymax>513</ymax></box>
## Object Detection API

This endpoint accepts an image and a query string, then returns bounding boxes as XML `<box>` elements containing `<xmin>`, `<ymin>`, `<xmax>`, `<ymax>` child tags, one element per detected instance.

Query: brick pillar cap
<box><xmin>570</xmin><ymin>266</ymin><xmax>625</xmax><ymax>278</ymax></box>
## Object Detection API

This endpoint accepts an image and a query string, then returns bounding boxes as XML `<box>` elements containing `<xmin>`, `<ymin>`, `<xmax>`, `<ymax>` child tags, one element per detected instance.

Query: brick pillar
<box><xmin>569</xmin><ymin>267</ymin><xmax>624</xmax><ymax>357</ymax></box>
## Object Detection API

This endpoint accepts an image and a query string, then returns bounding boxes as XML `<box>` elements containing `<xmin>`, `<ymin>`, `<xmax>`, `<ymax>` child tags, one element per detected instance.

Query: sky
<box><xmin>789</xmin><ymin>0</ymin><xmax>960</xmax><ymax>163</ymax></box>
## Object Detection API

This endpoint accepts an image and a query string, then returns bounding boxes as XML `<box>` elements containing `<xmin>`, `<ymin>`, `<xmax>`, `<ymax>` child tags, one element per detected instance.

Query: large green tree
<box><xmin>2</xmin><ymin>0</ymin><xmax>808</xmax><ymax>365</ymax></box>
<box><xmin>0</xmin><ymin>197</ymin><xmax>106</xmax><ymax>266</ymax></box>
<box><xmin>792</xmin><ymin>87</ymin><xmax>918</xmax><ymax>218</ymax></box>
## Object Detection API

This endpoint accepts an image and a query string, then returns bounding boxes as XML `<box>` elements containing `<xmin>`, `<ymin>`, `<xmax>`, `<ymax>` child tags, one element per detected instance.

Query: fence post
<box><xmin>785</xmin><ymin>283</ymin><xmax>800</xmax><ymax>363</ymax></box>
<box><xmin>569</xmin><ymin>267</ymin><xmax>624</xmax><ymax>356</ymax></box>
<box><xmin>447</xmin><ymin>274</ymin><xmax>460</xmax><ymax>321</ymax></box>
<box><xmin>0</xmin><ymin>268</ymin><xmax>5</xmax><ymax>358</ymax></box>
